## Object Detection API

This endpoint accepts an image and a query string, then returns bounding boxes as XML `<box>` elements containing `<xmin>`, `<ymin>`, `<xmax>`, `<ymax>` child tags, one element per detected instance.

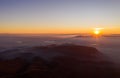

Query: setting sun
<box><xmin>93</xmin><ymin>28</ymin><xmax>104</xmax><ymax>35</ymax></box>
<box><xmin>94</xmin><ymin>30</ymin><xmax>100</xmax><ymax>35</ymax></box>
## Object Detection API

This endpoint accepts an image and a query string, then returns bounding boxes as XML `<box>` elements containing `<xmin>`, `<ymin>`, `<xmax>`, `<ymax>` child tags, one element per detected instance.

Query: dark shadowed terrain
<box><xmin>0</xmin><ymin>44</ymin><xmax>120</xmax><ymax>78</ymax></box>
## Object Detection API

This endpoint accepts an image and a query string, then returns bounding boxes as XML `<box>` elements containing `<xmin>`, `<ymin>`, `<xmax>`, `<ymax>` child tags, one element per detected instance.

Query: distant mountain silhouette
<box><xmin>74</xmin><ymin>35</ymin><xmax>91</xmax><ymax>38</ymax></box>
<box><xmin>0</xmin><ymin>44</ymin><xmax>119</xmax><ymax>78</ymax></box>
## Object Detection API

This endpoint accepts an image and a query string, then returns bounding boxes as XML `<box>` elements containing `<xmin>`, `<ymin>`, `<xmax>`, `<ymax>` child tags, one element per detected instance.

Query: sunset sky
<box><xmin>0</xmin><ymin>0</ymin><xmax>120</xmax><ymax>34</ymax></box>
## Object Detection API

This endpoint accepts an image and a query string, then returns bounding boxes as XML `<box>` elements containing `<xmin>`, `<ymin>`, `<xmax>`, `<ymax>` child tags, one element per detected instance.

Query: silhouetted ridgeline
<box><xmin>0</xmin><ymin>44</ymin><xmax>119</xmax><ymax>78</ymax></box>
<box><xmin>74</xmin><ymin>34</ymin><xmax>120</xmax><ymax>38</ymax></box>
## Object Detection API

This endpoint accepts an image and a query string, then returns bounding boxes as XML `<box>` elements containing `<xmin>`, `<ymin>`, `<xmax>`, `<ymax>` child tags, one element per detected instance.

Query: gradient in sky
<box><xmin>0</xmin><ymin>0</ymin><xmax>120</xmax><ymax>34</ymax></box>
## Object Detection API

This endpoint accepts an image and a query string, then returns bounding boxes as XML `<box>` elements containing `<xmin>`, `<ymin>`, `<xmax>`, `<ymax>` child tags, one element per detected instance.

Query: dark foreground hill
<box><xmin>0</xmin><ymin>44</ymin><xmax>119</xmax><ymax>78</ymax></box>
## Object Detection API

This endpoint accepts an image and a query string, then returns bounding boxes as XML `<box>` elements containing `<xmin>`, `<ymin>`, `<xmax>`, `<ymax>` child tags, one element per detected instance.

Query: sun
<box><xmin>94</xmin><ymin>30</ymin><xmax>100</xmax><ymax>35</ymax></box>
<box><xmin>93</xmin><ymin>28</ymin><xmax>104</xmax><ymax>36</ymax></box>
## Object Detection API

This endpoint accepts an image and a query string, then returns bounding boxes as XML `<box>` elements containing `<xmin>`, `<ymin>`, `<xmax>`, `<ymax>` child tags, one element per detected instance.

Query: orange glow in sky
<box><xmin>0</xmin><ymin>0</ymin><xmax>120</xmax><ymax>34</ymax></box>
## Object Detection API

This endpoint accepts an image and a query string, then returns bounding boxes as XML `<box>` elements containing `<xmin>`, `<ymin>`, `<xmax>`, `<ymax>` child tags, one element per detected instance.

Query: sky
<box><xmin>0</xmin><ymin>0</ymin><xmax>120</xmax><ymax>34</ymax></box>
